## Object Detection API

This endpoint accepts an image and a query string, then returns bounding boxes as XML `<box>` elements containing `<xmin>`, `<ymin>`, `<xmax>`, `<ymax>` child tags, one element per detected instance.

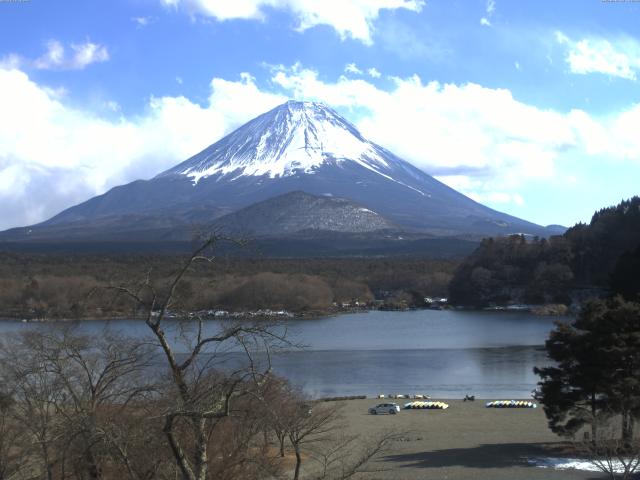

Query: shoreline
<box><xmin>315</xmin><ymin>395</ymin><xmax>538</xmax><ymax>403</ymax></box>
<box><xmin>0</xmin><ymin>306</ymin><xmax>382</xmax><ymax>323</ymax></box>
<box><xmin>0</xmin><ymin>302</ymin><xmax>569</xmax><ymax>323</ymax></box>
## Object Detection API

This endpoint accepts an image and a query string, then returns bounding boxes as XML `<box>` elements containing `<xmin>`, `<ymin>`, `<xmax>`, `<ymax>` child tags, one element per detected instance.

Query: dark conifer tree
<box><xmin>611</xmin><ymin>245</ymin><xmax>640</xmax><ymax>301</ymax></box>
<box><xmin>534</xmin><ymin>300</ymin><xmax>610</xmax><ymax>440</ymax></box>
<box><xmin>535</xmin><ymin>298</ymin><xmax>640</xmax><ymax>442</ymax></box>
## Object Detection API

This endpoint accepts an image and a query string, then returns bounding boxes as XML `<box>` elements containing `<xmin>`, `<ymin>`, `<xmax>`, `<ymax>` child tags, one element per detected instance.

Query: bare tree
<box><xmin>43</xmin><ymin>329</ymin><xmax>155</xmax><ymax>479</ymax></box>
<box><xmin>258</xmin><ymin>375</ymin><xmax>299</xmax><ymax>458</ymax></box>
<box><xmin>0</xmin><ymin>333</ymin><xmax>65</xmax><ymax>480</ymax></box>
<box><xmin>578</xmin><ymin>420</ymin><xmax>640</xmax><ymax>480</ymax></box>
<box><xmin>275</xmin><ymin>392</ymin><xmax>399</xmax><ymax>480</ymax></box>
<box><xmin>308</xmin><ymin>430</ymin><xmax>401</xmax><ymax>480</ymax></box>
<box><xmin>0</xmin><ymin>389</ymin><xmax>30</xmax><ymax>480</ymax></box>
<box><xmin>254</xmin><ymin>376</ymin><xmax>399</xmax><ymax>480</ymax></box>
<box><xmin>0</xmin><ymin>327</ymin><xmax>158</xmax><ymax>480</ymax></box>
<box><xmin>111</xmin><ymin>235</ymin><xmax>289</xmax><ymax>480</ymax></box>
<box><xmin>98</xmin><ymin>399</ymin><xmax>173</xmax><ymax>480</ymax></box>
<box><xmin>204</xmin><ymin>391</ymin><xmax>284</xmax><ymax>480</ymax></box>
<box><xmin>285</xmin><ymin>400</ymin><xmax>342</xmax><ymax>480</ymax></box>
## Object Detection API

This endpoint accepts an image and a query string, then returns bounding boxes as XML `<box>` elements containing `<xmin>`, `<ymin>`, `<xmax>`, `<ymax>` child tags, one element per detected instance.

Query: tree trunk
<box><xmin>591</xmin><ymin>393</ymin><xmax>598</xmax><ymax>445</ymax></box>
<box><xmin>41</xmin><ymin>442</ymin><xmax>54</xmax><ymax>480</ymax></box>
<box><xmin>193</xmin><ymin>418</ymin><xmax>208</xmax><ymax>480</ymax></box>
<box><xmin>85</xmin><ymin>448</ymin><xmax>102</xmax><ymax>480</ymax></box>
<box><xmin>621</xmin><ymin>410</ymin><xmax>634</xmax><ymax>445</ymax></box>
<box><xmin>293</xmin><ymin>444</ymin><xmax>302</xmax><ymax>480</ymax></box>
<box><xmin>164</xmin><ymin>416</ymin><xmax>195</xmax><ymax>480</ymax></box>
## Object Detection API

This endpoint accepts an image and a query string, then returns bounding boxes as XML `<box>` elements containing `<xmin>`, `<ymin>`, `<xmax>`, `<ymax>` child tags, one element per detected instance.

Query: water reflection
<box><xmin>0</xmin><ymin>310</ymin><xmax>556</xmax><ymax>398</ymax></box>
<box><xmin>270</xmin><ymin>346</ymin><xmax>550</xmax><ymax>399</ymax></box>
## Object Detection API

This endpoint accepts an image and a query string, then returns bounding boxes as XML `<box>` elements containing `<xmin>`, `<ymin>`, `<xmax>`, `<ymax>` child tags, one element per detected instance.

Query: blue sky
<box><xmin>1</xmin><ymin>0</ymin><xmax>640</xmax><ymax>230</ymax></box>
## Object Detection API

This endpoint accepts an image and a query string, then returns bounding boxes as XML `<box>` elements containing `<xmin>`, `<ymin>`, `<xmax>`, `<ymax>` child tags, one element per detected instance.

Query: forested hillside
<box><xmin>0</xmin><ymin>254</ymin><xmax>457</xmax><ymax>319</ymax></box>
<box><xmin>449</xmin><ymin>197</ymin><xmax>640</xmax><ymax>307</ymax></box>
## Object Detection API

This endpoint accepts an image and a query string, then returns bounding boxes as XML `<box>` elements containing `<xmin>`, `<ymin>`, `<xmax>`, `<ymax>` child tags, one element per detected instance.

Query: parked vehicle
<box><xmin>368</xmin><ymin>403</ymin><xmax>400</xmax><ymax>415</ymax></box>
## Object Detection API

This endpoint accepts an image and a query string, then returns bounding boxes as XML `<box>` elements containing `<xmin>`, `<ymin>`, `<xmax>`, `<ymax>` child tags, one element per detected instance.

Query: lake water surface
<box><xmin>0</xmin><ymin>310</ymin><xmax>558</xmax><ymax>399</ymax></box>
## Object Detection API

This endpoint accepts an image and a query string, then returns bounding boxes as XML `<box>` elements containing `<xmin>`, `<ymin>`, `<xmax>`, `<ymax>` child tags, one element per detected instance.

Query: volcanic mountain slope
<box><xmin>1</xmin><ymin>100</ymin><xmax>559</xmax><ymax>243</ymax></box>
<box><xmin>211</xmin><ymin>191</ymin><xmax>397</xmax><ymax>237</ymax></box>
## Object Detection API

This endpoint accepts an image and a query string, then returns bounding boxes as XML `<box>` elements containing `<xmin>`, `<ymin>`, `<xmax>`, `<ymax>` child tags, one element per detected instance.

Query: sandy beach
<box><xmin>326</xmin><ymin>399</ymin><xmax>606</xmax><ymax>480</ymax></box>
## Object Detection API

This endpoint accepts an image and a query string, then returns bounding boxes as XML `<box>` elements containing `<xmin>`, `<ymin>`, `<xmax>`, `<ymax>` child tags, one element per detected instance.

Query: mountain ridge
<box><xmin>211</xmin><ymin>190</ymin><xmax>398</xmax><ymax>237</ymax></box>
<box><xmin>1</xmin><ymin>100</ymin><xmax>563</xmax><ymax>248</ymax></box>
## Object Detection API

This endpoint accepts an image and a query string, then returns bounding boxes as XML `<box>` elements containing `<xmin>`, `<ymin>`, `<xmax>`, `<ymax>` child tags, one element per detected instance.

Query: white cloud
<box><xmin>480</xmin><ymin>0</ymin><xmax>495</xmax><ymax>27</ymax></box>
<box><xmin>556</xmin><ymin>31</ymin><xmax>640</xmax><ymax>80</ymax></box>
<box><xmin>344</xmin><ymin>63</ymin><xmax>362</xmax><ymax>75</ymax></box>
<box><xmin>0</xmin><ymin>53</ymin><xmax>21</xmax><ymax>69</ymax></box>
<box><xmin>367</xmin><ymin>67</ymin><xmax>381</xmax><ymax>78</ymax></box>
<box><xmin>272</xmin><ymin>64</ymin><xmax>575</xmax><ymax>176</ymax></box>
<box><xmin>272</xmin><ymin>62</ymin><xmax>387</xmax><ymax>107</ymax></box>
<box><xmin>69</xmin><ymin>42</ymin><xmax>110</xmax><ymax>69</ymax></box>
<box><xmin>432</xmin><ymin>175</ymin><xmax>524</xmax><ymax>207</ymax></box>
<box><xmin>103</xmin><ymin>100</ymin><xmax>121</xmax><ymax>112</ymax></box>
<box><xmin>132</xmin><ymin>16</ymin><xmax>154</xmax><ymax>27</ymax></box>
<box><xmin>4</xmin><ymin>39</ymin><xmax>110</xmax><ymax>71</ymax></box>
<box><xmin>270</xmin><ymin>64</ymin><xmax>640</xmax><ymax>207</ymax></box>
<box><xmin>33</xmin><ymin>40</ymin><xmax>66</xmax><ymax>69</ymax></box>
<box><xmin>4</xmin><ymin>62</ymin><xmax>640</xmax><ymax>229</ymax></box>
<box><xmin>161</xmin><ymin>0</ymin><xmax>425</xmax><ymax>44</ymax></box>
<box><xmin>343</xmin><ymin>63</ymin><xmax>383</xmax><ymax>78</ymax></box>
<box><xmin>0</xmin><ymin>67</ymin><xmax>285</xmax><ymax>230</ymax></box>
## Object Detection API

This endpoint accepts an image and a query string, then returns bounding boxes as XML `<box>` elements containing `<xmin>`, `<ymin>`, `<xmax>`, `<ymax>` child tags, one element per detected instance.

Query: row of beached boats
<box><xmin>378</xmin><ymin>394</ymin><xmax>431</xmax><ymax>399</ymax></box>
<box><xmin>485</xmin><ymin>400</ymin><xmax>537</xmax><ymax>408</ymax></box>
<box><xmin>403</xmin><ymin>400</ymin><xmax>537</xmax><ymax>410</ymax></box>
<box><xmin>378</xmin><ymin>394</ymin><xmax>538</xmax><ymax>410</ymax></box>
<box><xmin>377</xmin><ymin>394</ymin><xmax>537</xmax><ymax>409</ymax></box>
<box><xmin>403</xmin><ymin>401</ymin><xmax>449</xmax><ymax>409</ymax></box>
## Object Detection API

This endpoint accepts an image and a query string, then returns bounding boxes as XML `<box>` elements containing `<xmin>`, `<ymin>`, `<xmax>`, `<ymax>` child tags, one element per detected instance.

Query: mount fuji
<box><xmin>0</xmin><ymin>101</ymin><xmax>562</xmax><ymax>251</ymax></box>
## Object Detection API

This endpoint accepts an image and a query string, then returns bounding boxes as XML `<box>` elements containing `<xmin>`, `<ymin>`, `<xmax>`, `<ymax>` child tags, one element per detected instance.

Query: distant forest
<box><xmin>449</xmin><ymin>196</ymin><xmax>640</xmax><ymax>307</ymax></box>
<box><xmin>4</xmin><ymin>197</ymin><xmax>639</xmax><ymax>319</ymax></box>
<box><xmin>0</xmin><ymin>254</ymin><xmax>457</xmax><ymax>319</ymax></box>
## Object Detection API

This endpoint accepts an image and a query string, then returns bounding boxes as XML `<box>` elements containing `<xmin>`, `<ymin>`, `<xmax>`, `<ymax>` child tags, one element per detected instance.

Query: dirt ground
<box><xmin>324</xmin><ymin>399</ymin><xmax>607</xmax><ymax>480</ymax></box>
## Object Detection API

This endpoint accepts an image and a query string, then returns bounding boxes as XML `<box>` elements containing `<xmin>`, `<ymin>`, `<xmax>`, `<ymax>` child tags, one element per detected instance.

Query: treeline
<box><xmin>0</xmin><ymin>254</ymin><xmax>458</xmax><ymax>319</ymax></box>
<box><xmin>450</xmin><ymin>197</ymin><xmax>640</xmax><ymax>307</ymax></box>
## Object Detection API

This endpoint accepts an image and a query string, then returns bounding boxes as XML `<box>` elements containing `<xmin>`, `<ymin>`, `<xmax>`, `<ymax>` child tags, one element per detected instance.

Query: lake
<box><xmin>0</xmin><ymin>309</ymin><xmax>558</xmax><ymax>399</ymax></box>
<box><xmin>277</xmin><ymin>310</ymin><xmax>557</xmax><ymax>399</ymax></box>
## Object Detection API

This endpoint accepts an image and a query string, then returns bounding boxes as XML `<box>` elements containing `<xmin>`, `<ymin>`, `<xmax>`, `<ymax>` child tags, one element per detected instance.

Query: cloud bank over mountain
<box><xmin>2</xmin><ymin>61</ymin><xmax>640</xmax><ymax>230</ymax></box>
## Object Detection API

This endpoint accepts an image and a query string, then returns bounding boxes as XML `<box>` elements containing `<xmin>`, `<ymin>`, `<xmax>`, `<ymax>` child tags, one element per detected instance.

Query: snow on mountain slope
<box><xmin>159</xmin><ymin>101</ymin><xmax>426</xmax><ymax>195</ymax></box>
<box><xmin>0</xmin><ymin>100</ymin><xmax>557</xmax><ymax>243</ymax></box>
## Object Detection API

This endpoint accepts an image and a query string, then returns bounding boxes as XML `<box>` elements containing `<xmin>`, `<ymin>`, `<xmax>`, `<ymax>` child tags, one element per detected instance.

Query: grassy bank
<box><xmin>324</xmin><ymin>399</ymin><xmax>601</xmax><ymax>480</ymax></box>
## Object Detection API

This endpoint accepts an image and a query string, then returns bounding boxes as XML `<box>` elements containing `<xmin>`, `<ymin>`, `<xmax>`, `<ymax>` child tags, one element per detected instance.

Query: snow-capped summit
<box><xmin>160</xmin><ymin>100</ymin><xmax>401</xmax><ymax>184</ymax></box>
<box><xmin>1</xmin><ymin>100</ymin><xmax>559</xmax><ymax>246</ymax></box>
